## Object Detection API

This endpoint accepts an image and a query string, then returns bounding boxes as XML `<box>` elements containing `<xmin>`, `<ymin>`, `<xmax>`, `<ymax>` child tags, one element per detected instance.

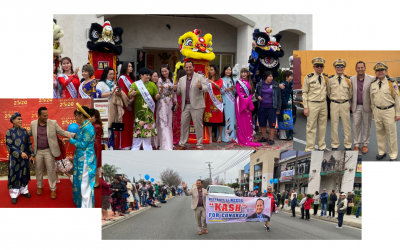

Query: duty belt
<box><xmin>331</xmin><ymin>100</ymin><xmax>348</xmax><ymax>104</ymax></box>
<box><xmin>376</xmin><ymin>104</ymin><xmax>394</xmax><ymax>110</ymax></box>
<box><xmin>310</xmin><ymin>100</ymin><xmax>325</xmax><ymax>103</ymax></box>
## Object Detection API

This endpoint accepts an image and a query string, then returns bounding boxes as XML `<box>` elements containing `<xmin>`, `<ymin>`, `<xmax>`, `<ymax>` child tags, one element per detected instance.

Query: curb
<box><xmin>102</xmin><ymin>196</ymin><xmax>176</xmax><ymax>229</ymax></box>
<box><xmin>279</xmin><ymin>207</ymin><xmax>362</xmax><ymax>229</ymax></box>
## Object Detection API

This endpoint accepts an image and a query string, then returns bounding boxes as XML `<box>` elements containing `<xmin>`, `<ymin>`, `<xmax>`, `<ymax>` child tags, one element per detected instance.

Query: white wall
<box><xmin>308</xmin><ymin>151</ymin><xmax>323</xmax><ymax>194</ymax></box>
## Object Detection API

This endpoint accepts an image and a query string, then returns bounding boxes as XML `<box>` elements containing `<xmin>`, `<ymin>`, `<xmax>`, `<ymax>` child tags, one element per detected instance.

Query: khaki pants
<box><xmin>180</xmin><ymin>104</ymin><xmax>204</xmax><ymax>148</ymax></box>
<box><xmin>374</xmin><ymin>107</ymin><xmax>398</xmax><ymax>159</ymax></box>
<box><xmin>36</xmin><ymin>149</ymin><xmax>57</xmax><ymax>191</ymax></box>
<box><xmin>330</xmin><ymin>101</ymin><xmax>352</xmax><ymax>149</ymax></box>
<box><xmin>305</xmin><ymin>101</ymin><xmax>327</xmax><ymax>152</ymax></box>
<box><xmin>194</xmin><ymin>206</ymin><xmax>207</xmax><ymax>231</ymax></box>
<box><xmin>352</xmin><ymin>105</ymin><xmax>372</xmax><ymax>147</ymax></box>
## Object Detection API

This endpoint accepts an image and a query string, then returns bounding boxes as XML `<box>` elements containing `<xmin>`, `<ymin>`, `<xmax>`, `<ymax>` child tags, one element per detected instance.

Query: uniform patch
<box><xmin>310</xmin><ymin>81</ymin><xmax>316</xmax><ymax>84</ymax></box>
<box><xmin>331</xmin><ymin>82</ymin><xmax>336</xmax><ymax>85</ymax></box>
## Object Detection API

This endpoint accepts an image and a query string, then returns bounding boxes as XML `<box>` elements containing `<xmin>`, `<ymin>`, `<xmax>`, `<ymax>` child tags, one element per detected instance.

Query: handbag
<box><xmin>111</xmin><ymin>105</ymin><xmax>124</xmax><ymax>131</ymax></box>
<box><xmin>348</xmin><ymin>202</ymin><xmax>354</xmax><ymax>207</ymax></box>
<box><xmin>278</xmin><ymin>109</ymin><xmax>293</xmax><ymax>130</ymax></box>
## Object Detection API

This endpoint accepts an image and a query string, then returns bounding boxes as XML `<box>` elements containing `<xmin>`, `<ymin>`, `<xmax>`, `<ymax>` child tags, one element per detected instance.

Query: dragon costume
<box><xmin>53</xmin><ymin>21</ymin><xmax>64</xmax><ymax>73</ymax></box>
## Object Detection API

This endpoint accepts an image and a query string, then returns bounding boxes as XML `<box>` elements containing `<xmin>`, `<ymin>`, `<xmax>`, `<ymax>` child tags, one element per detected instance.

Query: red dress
<box><xmin>116</xmin><ymin>75</ymin><xmax>134</xmax><ymax>149</ymax></box>
<box><xmin>267</xmin><ymin>192</ymin><xmax>274</xmax><ymax>212</ymax></box>
<box><xmin>173</xmin><ymin>95</ymin><xmax>182</xmax><ymax>144</ymax></box>
<box><xmin>92</xmin><ymin>123</ymin><xmax>102</xmax><ymax>168</ymax></box>
<box><xmin>58</xmin><ymin>74</ymin><xmax>80</xmax><ymax>99</ymax></box>
<box><xmin>204</xmin><ymin>78</ymin><xmax>224</xmax><ymax>125</ymax></box>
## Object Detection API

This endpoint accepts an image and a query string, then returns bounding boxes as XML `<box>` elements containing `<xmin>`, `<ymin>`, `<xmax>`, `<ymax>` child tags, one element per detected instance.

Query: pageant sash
<box><xmin>120</xmin><ymin>75</ymin><xmax>132</xmax><ymax>90</ymax></box>
<box><xmin>59</xmin><ymin>74</ymin><xmax>78</xmax><ymax>98</ymax></box>
<box><xmin>221</xmin><ymin>79</ymin><xmax>236</xmax><ymax>104</ymax></box>
<box><xmin>53</xmin><ymin>76</ymin><xmax>60</xmax><ymax>98</ymax></box>
<box><xmin>79</xmin><ymin>82</ymin><xmax>91</xmax><ymax>99</ymax></box>
<box><xmin>206</xmin><ymin>79</ymin><xmax>224</xmax><ymax>112</ymax></box>
<box><xmin>237</xmin><ymin>79</ymin><xmax>250</xmax><ymax>97</ymax></box>
<box><xmin>136</xmin><ymin>80</ymin><xmax>156</xmax><ymax>113</ymax></box>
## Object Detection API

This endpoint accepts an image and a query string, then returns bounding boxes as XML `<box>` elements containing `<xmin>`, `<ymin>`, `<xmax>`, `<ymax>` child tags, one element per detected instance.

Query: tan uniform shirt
<box><xmin>370</xmin><ymin>77</ymin><xmax>400</xmax><ymax>116</ymax></box>
<box><xmin>327</xmin><ymin>74</ymin><xmax>352</xmax><ymax>102</ymax></box>
<box><xmin>302</xmin><ymin>72</ymin><xmax>327</xmax><ymax>109</ymax></box>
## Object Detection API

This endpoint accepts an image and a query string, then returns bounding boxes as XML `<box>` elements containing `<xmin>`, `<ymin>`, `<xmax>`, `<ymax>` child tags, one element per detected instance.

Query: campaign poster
<box><xmin>206</xmin><ymin>195</ymin><xmax>271</xmax><ymax>223</ymax></box>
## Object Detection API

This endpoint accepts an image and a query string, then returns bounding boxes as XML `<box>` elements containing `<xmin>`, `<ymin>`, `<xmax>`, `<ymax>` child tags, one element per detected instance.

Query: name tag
<box><xmin>331</xmin><ymin>82</ymin><xmax>336</xmax><ymax>85</ymax></box>
<box><xmin>310</xmin><ymin>81</ymin><xmax>316</xmax><ymax>84</ymax></box>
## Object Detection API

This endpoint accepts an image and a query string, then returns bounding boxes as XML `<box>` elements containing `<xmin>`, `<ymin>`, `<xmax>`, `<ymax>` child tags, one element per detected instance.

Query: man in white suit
<box><xmin>350</xmin><ymin>61</ymin><xmax>375</xmax><ymax>154</ymax></box>
<box><xmin>183</xmin><ymin>180</ymin><xmax>209</xmax><ymax>235</ymax></box>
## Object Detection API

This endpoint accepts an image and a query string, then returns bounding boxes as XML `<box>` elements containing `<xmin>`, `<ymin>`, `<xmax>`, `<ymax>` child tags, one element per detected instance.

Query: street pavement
<box><xmin>293</xmin><ymin>106</ymin><xmax>400</xmax><ymax>161</ymax></box>
<box><xmin>102</xmin><ymin>195</ymin><xmax>361</xmax><ymax>240</ymax></box>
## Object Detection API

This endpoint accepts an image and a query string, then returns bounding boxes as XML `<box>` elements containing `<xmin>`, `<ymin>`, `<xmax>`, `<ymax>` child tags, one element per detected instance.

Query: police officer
<box><xmin>370</xmin><ymin>62</ymin><xmax>400</xmax><ymax>161</ymax></box>
<box><xmin>303</xmin><ymin>57</ymin><xmax>328</xmax><ymax>152</ymax></box>
<box><xmin>327</xmin><ymin>59</ymin><xmax>353</xmax><ymax>150</ymax></box>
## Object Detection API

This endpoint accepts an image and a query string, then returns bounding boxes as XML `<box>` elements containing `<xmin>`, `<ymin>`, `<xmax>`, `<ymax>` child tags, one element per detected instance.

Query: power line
<box><xmin>205</xmin><ymin>162</ymin><xmax>213</xmax><ymax>181</ymax></box>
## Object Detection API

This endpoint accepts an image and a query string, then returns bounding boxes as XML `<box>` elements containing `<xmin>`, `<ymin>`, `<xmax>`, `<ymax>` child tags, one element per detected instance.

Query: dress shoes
<box><xmin>376</xmin><ymin>153</ymin><xmax>386</xmax><ymax>160</ymax></box>
<box><xmin>198</xmin><ymin>231</ymin><xmax>202</xmax><ymax>235</ymax></box>
<box><xmin>195</xmin><ymin>147</ymin><xmax>204</xmax><ymax>150</ymax></box>
<box><xmin>37</xmin><ymin>188</ymin><xmax>43</xmax><ymax>195</ymax></box>
<box><xmin>390</xmin><ymin>159</ymin><xmax>397</xmax><ymax>161</ymax></box>
<box><xmin>11</xmin><ymin>198</ymin><xmax>17</xmax><ymax>204</ymax></box>
<box><xmin>176</xmin><ymin>146</ymin><xmax>186</xmax><ymax>150</ymax></box>
<box><xmin>50</xmin><ymin>190</ymin><xmax>57</xmax><ymax>199</ymax></box>
<box><xmin>332</xmin><ymin>148</ymin><xmax>338</xmax><ymax>151</ymax></box>
<box><xmin>362</xmin><ymin>146</ymin><xmax>368</xmax><ymax>154</ymax></box>
<box><xmin>204</xmin><ymin>229</ymin><xmax>208</xmax><ymax>234</ymax></box>
<box><xmin>23</xmin><ymin>193</ymin><xmax>31</xmax><ymax>198</ymax></box>
<box><xmin>353</xmin><ymin>147</ymin><xmax>359</xmax><ymax>151</ymax></box>
<box><xmin>345</xmin><ymin>148</ymin><xmax>351</xmax><ymax>151</ymax></box>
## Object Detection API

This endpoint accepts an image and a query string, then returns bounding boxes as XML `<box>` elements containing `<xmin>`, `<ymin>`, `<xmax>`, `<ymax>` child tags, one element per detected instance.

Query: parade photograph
<box><xmin>101</xmin><ymin>150</ymin><xmax>361</xmax><ymax>240</ymax></box>
<box><xmin>51</xmin><ymin>14</ymin><xmax>312</xmax><ymax>150</ymax></box>
<box><xmin>292</xmin><ymin>51</ymin><xmax>400</xmax><ymax>161</ymax></box>
<box><xmin>0</xmin><ymin>99</ymin><xmax>102</xmax><ymax>208</ymax></box>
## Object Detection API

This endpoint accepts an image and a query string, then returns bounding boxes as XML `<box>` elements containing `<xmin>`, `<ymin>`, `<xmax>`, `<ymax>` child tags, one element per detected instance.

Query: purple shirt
<box><xmin>357</xmin><ymin>77</ymin><xmax>364</xmax><ymax>105</ymax></box>
<box><xmin>37</xmin><ymin>122</ymin><xmax>49</xmax><ymax>150</ymax></box>
<box><xmin>197</xmin><ymin>189</ymin><xmax>204</xmax><ymax>207</ymax></box>
<box><xmin>185</xmin><ymin>77</ymin><xmax>192</xmax><ymax>104</ymax></box>
<box><xmin>261</xmin><ymin>83</ymin><xmax>273</xmax><ymax>108</ymax></box>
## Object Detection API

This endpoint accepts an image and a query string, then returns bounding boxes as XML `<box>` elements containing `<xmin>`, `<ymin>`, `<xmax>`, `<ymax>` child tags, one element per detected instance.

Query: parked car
<box><xmin>207</xmin><ymin>185</ymin><xmax>237</xmax><ymax>197</ymax></box>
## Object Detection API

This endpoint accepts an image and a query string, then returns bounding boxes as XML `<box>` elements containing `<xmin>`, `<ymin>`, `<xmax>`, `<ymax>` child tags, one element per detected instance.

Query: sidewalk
<box><xmin>278</xmin><ymin>205</ymin><xmax>362</xmax><ymax>229</ymax></box>
<box><xmin>102</xmin><ymin>196</ymin><xmax>176</xmax><ymax>228</ymax></box>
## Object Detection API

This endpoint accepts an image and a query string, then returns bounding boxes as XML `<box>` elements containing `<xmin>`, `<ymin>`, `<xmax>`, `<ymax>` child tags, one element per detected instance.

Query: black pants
<box><xmin>292</xmin><ymin>207</ymin><xmax>296</xmax><ymax>216</ymax></box>
<box><xmin>281</xmin><ymin>199</ymin><xmax>285</xmax><ymax>207</ymax></box>
<box><xmin>328</xmin><ymin>204</ymin><xmax>335</xmax><ymax>217</ymax></box>
<box><xmin>346</xmin><ymin>206</ymin><xmax>352</xmax><ymax>215</ymax></box>
<box><xmin>301</xmin><ymin>207</ymin><xmax>305</xmax><ymax>219</ymax></box>
<box><xmin>306</xmin><ymin>209</ymin><xmax>310</xmax><ymax>220</ymax></box>
<box><xmin>313</xmin><ymin>204</ymin><xmax>319</xmax><ymax>215</ymax></box>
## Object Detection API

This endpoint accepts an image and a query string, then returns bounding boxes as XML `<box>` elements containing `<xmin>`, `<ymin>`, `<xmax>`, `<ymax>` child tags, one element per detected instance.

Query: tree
<box><xmin>231</xmin><ymin>178</ymin><xmax>239</xmax><ymax>190</ymax></box>
<box><xmin>218</xmin><ymin>179</ymin><xmax>225</xmax><ymax>185</ymax></box>
<box><xmin>202</xmin><ymin>177</ymin><xmax>212</xmax><ymax>189</ymax></box>
<box><xmin>159</xmin><ymin>168</ymin><xmax>182</xmax><ymax>187</ymax></box>
<box><xmin>323</xmin><ymin>153</ymin><xmax>354</xmax><ymax>193</ymax></box>
<box><xmin>102</xmin><ymin>163</ymin><xmax>120</xmax><ymax>183</ymax></box>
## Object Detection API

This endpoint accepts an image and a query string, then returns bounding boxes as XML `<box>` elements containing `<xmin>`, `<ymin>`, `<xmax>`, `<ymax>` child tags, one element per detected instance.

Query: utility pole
<box><xmin>205</xmin><ymin>162</ymin><xmax>213</xmax><ymax>182</ymax></box>
<box><xmin>139</xmin><ymin>174</ymin><xmax>142</xmax><ymax>182</ymax></box>
<box><xmin>224</xmin><ymin>172</ymin><xmax>226</xmax><ymax>184</ymax></box>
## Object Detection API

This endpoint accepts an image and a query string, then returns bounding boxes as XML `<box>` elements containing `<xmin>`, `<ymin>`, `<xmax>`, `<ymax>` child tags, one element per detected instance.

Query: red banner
<box><xmin>89</xmin><ymin>51</ymin><xmax>117</xmax><ymax>81</ymax></box>
<box><xmin>0</xmin><ymin>99</ymin><xmax>91</xmax><ymax>162</ymax></box>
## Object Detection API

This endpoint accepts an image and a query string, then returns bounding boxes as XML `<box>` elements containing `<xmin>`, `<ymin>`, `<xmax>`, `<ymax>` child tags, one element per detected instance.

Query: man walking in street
<box><xmin>319</xmin><ymin>188</ymin><xmax>328</xmax><ymax>217</ymax></box>
<box><xmin>370</xmin><ymin>62</ymin><xmax>400</xmax><ymax>161</ymax></box>
<box><xmin>350</xmin><ymin>61</ymin><xmax>375</xmax><ymax>154</ymax></box>
<box><xmin>327</xmin><ymin>59</ymin><xmax>353</xmax><ymax>150</ymax></box>
<box><xmin>303</xmin><ymin>57</ymin><xmax>329</xmax><ymax>152</ymax></box>
<box><xmin>328</xmin><ymin>189</ymin><xmax>338</xmax><ymax>218</ymax></box>
<box><xmin>28</xmin><ymin>107</ymin><xmax>74</xmax><ymax>199</ymax></box>
<box><xmin>183</xmin><ymin>180</ymin><xmax>209</xmax><ymax>235</ymax></box>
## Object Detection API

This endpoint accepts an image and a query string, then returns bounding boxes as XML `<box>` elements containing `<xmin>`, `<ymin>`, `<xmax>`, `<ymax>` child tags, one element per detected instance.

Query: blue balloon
<box><xmin>144</xmin><ymin>174</ymin><xmax>150</xmax><ymax>180</ymax></box>
<box><xmin>274</xmin><ymin>178</ymin><xmax>278</xmax><ymax>184</ymax></box>
<box><xmin>264</xmin><ymin>190</ymin><xmax>267</xmax><ymax>193</ymax></box>
<box><xmin>269</xmin><ymin>179</ymin><xmax>273</xmax><ymax>184</ymax></box>
<box><xmin>68</xmin><ymin>123</ymin><xmax>79</xmax><ymax>134</ymax></box>
<box><xmin>151</xmin><ymin>178</ymin><xmax>154</xmax><ymax>182</ymax></box>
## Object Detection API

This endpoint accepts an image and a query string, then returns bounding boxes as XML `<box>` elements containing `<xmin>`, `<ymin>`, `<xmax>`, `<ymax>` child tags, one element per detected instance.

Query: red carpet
<box><xmin>0</xmin><ymin>179</ymin><xmax>101</xmax><ymax>208</ymax></box>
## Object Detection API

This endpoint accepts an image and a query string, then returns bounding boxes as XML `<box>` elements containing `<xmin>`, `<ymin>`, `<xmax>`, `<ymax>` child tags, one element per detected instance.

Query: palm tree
<box><xmin>102</xmin><ymin>163</ymin><xmax>120</xmax><ymax>183</ymax></box>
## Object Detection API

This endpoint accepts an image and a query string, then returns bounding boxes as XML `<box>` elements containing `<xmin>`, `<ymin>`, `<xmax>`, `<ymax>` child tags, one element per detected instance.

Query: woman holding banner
<box><xmin>66</xmin><ymin>103</ymin><xmax>96</xmax><ymax>208</ymax></box>
<box><xmin>219</xmin><ymin>65</ymin><xmax>237</xmax><ymax>142</ymax></box>
<box><xmin>58</xmin><ymin>57</ymin><xmax>80</xmax><ymax>99</ymax></box>
<box><xmin>128</xmin><ymin>67</ymin><xmax>160</xmax><ymax>150</ymax></box>
<box><xmin>204</xmin><ymin>65</ymin><xmax>224</xmax><ymax>142</ymax></box>
<box><xmin>117</xmin><ymin>62</ymin><xmax>135</xmax><ymax>149</ymax></box>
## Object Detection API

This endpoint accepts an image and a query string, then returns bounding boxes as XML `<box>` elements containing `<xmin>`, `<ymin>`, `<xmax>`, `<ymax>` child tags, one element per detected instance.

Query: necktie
<box><xmin>338</xmin><ymin>76</ymin><xmax>341</xmax><ymax>84</ymax></box>
<box><xmin>318</xmin><ymin>75</ymin><xmax>322</xmax><ymax>85</ymax></box>
<box><xmin>379</xmin><ymin>81</ymin><xmax>382</xmax><ymax>89</ymax></box>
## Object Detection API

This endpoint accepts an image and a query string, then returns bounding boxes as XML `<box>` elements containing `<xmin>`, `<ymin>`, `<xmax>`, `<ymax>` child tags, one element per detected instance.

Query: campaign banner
<box><xmin>281</xmin><ymin>169</ymin><xmax>295</xmax><ymax>178</ymax></box>
<box><xmin>0</xmin><ymin>98</ymin><xmax>91</xmax><ymax>162</ymax></box>
<box><xmin>206</xmin><ymin>195</ymin><xmax>271</xmax><ymax>223</ymax></box>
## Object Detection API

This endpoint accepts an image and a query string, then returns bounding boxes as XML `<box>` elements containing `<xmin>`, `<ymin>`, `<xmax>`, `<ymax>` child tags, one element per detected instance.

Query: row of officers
<box><xmin>303</xmin><ymin>58</ymin><xmax>400</xmax><ymax>161</ymax></box>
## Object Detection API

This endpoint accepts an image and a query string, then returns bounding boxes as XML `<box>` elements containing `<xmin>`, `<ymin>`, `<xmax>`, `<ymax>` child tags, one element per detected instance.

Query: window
<box><xmin>209</xmin><ymin>54</ymin><xmax>234</xmax><ymax>72</ymax></box>
<box><xmin>354</xmin><ymin>183</ymin><xmax>362</xmax><ymax>191</ymax></box>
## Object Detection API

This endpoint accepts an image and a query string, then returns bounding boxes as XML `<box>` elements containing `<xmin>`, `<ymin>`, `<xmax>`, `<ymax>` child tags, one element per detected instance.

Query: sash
<box><xmin>221</xmin><ymin>79</ymin><xmax>236</xmax><ymax>104</ymax></box>
<box><xmin>53</xmin><ymin>76</ymin><xmax>60</xmax><ymax>98</ymax></box>
<box><xmin>206</xmin><ymin>79</ymin><xmax>224</xmax><ymax>112</ymax></box>
<box><xmin>136</xmin><ymin>80</ymin><xmax>156</xmax><ymax>113</ymax></box>
<box><xmin>59</xmin><ymin>74</ymin><xmax>78</xmax><ymax>98</ymax></box>
<box><xmin>79</xmin><ymin>81</ymin><xmax>91</xmax><ymax>99</ymax></box>
<box><xmin>120</xmin><ymin>75</ymin><xmax>132</xmax><ymax>90</ymax></box>
<box><xmin>237</xmin><ymin>79</ymin><xmax>250</xmax><ymax>97</ymax></box>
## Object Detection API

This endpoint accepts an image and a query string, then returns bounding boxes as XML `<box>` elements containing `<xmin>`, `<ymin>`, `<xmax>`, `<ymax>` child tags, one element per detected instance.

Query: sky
<box><xmin>102</xmin><ymin>150</ymin><xmax>253</xmax><ymax>185</ymax></box>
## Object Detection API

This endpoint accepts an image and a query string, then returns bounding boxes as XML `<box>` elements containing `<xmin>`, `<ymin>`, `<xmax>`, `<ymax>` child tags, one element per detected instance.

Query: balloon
<box><xmin>274</xmin><ymin>178</ymin><xmax>278</xmax><ymax>184</ymax></box>
<box><xmin>67</xmin><ymin>123</ymin><xmax>79</xmax><ymax>134</ymax></box>
<box><xmin>144</xmin><ymin>174</ymin><xmax>150</xmax><ymax>180</ymax></box>
<box><xmin>269</xmin><ymin>179</ymin><xmax>273</xmax><ymax>184</ymax></box>
<box><xmin>151</xmin><ymin>178</ymin><xmax>154</xmax><ymax>182</ymax></box>
<box><xmin>264</xmin><ymin>190</ymin><xmax>267</xmax><ymax>193</ymax></box>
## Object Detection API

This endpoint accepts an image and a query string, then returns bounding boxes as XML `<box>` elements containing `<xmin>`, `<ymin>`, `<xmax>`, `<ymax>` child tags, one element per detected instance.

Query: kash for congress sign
<box><xmin>206</xmin><ymin>195</ymin><xmax>271</xmax><ymax>223</ymax></box>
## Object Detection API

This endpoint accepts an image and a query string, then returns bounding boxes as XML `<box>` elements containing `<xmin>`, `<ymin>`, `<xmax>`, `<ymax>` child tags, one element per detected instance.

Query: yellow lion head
<box><xmin>178</xmin><ymin>29</ymin><xmax>215</xmax><ymax>61</ymax></box>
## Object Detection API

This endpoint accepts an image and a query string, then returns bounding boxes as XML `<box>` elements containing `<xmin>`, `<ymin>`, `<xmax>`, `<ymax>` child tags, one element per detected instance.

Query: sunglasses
<box><xmin>335</xmin><ymin>65</ymin><xmax>344</xmax><ymax>68</ymax></box>
<box><xmin>314</xmin><ymin>65</ymin><xmax>324</xmax><ymax>68</ymax></box>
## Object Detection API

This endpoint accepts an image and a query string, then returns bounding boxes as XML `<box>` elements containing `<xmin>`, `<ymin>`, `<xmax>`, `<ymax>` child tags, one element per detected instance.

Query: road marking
<box><xmin>294</xmin><ymin>137</ymin><xmax>331</xmax><ymax>151</ymax></box>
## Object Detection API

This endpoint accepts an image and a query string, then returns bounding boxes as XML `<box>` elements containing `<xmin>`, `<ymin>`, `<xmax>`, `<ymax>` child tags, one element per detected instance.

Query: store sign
<box><xmin>281</xmin><ymin>169</ymin><xmax>295</xmax><ymax>177</ymax></box>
